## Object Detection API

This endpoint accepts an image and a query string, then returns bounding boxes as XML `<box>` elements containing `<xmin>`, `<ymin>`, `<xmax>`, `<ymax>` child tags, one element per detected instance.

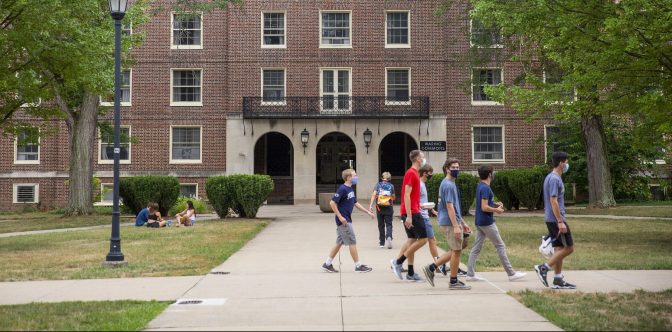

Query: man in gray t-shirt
<box><xmin>534</xmin><ymin>151</ymin><xmax>576</xmax><ymax>290</ymax></box>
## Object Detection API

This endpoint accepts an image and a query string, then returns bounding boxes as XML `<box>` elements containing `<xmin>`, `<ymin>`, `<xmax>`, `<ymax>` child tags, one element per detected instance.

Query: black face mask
<box><xmin>426</xmin><ymin>174</ymin><xmax>433</xmax><ymax>181</ymax></box>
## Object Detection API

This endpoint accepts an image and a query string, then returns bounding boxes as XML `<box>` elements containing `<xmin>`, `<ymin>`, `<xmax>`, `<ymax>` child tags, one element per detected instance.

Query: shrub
<box><xmin>614</xmin><ymin>175</ymin><xmax>651</xmax><ymax>201</ymax></box>
<box><xmin>205</xmin><ymin>176</ymin><xmax>235</xmax><ymax>218</ymax></box>
<box><xmin>491</xmin><ymin>170</ymin><xmax>520</xmax><ymax>211</ymax></box>
<box><xmin>507</xmin><ymin>167</ymin><xmax>546</xmax><ymax>210</ymax></box>
<box><xmin>227</xmin><ymin>174</ymin><xmax>274</xmax><ymax>218</ymax></box>
<box><xmin>456</xmin><ymin>172</ymin><xmax>480</xmax><ymax>216</ymax></box>
<box><xmin>168</xmin><ymin>196</ymin><xmax>210</xmax><ymax>216</ymax></box>
<box><xmin>426</xmin><ymin>173</ymin><xmax>445</xmax><ymax>207</ymax></box>
<box><xmin>119</xmin><ymin>176</ymin><xmax>180</xmax><ymax>216</ymax></box>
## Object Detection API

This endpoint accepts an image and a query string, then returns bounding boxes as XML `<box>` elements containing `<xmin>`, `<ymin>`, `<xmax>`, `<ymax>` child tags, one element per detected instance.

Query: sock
<box><xmin>325</xmin><ymin>257</ymin><xmax>333</xmax><ymax>266</ymax></box>
<box><xmin>541</xmin><ymin>263</ymin><xmax>550</xmax><ymax>271</ymax></box>
<box><xmin>408</xmin><ymin>265</ymin><xmax>415</xmax><ymax>276</ymax></box>
<box><xmin>434</xmin><ymin>256</ymin><xmax>440</xmax><ymax>262</ymax></box>
<box><xmin>450</xmin><ymin>277</ymin><xmax>458</xmax><ymax>284</ymax></box>
<box><xmin>428</xmin><ymin>263</ymin><xmax>437</xmax><ymax>273</ymax></box>
<box><xmin>355</xmin><ymin>261</ymin><xmax>362</xmax><ymax>268</ymax></box>
<box><xmin>555</xmin><ymin>273</ymin><xmax>563</xmax><ymax>279</ymax></box>
<box><xmin>396</xmin><ymin>255</ymin><xmax>407</xmax><ymax>265</ymax></box>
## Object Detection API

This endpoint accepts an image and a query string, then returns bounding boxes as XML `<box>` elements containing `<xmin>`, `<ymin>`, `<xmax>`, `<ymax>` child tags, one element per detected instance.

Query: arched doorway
<box><xmin>316</xmin><ymin>132</ymin><xmax>356</xmax><ymax>203</ymax></box>
<box><xmin>379</xmin><ymin>132</ymin><xmax>418</xmax><ymax>204</ymax></box>
<box><xmin>254</xmin><ymin>132</ymin><xmax>293</xmax><ymax>205</ymax></box>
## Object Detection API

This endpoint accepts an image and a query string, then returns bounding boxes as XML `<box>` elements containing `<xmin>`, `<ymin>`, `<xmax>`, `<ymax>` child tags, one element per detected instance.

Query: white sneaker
<box><xmin>386</xmin><ymin>237</ymin><xmax>392</xmax><ymax>249</ymax></box>
<box><xmin>466</xmin><ymin>274</ymin><xmax>486</xmax><ymax>281</ymax></box>
<box><xmin>508</xmin><ymin>271</ymin><xmax>527</xmax><ymax>281</ymax></box>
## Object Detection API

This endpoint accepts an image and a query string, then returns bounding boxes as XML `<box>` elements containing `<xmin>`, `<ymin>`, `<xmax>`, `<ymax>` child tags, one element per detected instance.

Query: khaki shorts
<box><xmin>440</xmin><ymin>225</ymin><xmax>463</xmax><ymax>251</ymax></box>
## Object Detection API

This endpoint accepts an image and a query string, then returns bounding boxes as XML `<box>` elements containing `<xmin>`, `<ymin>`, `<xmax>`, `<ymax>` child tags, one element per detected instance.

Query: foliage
<box><xmin>613</xmin><ymin>176</ymin><xmax>651</xmax><ymax>202</ymax></box>
<box><xmin>119</xmin><ymin>176</ymin><xmax>180</xmax><ymax>216</ymax></box>
<box><xmin>491</xmin><ymin>170</ymin><xmax>520</xmax><ymax>211</ymax></box>
<box><xmin>506</xmin><ymin>166</ymin><xmax>547</xmax><ymax>210</ymax></box>
<box><xmin>455</xmin><ymin>172</ymin><xmax>479</xmax><ymax>216</ymax></box>
<box><xmin>227</xmin><ymin>174</ymin><xmax>274</xmax><ymax>218</ymax></box>
<box><xmin>426</xmin><ymin>173</ymin><xmax>445</xmax><ymax>208</ymax></box>
<box><xmin>205</xmin><ymin>176</ymin><xmax>236</xmax><ymax>218</ymax></box>
<box><xmin>168</xmin><ymin>196</ymin><xmax>209</xmax><ymax>216</ymax></box>
<box><xmin>92</xmin><ymin>176</ymin><xmax>102</xmax><ymax>203</ymax></box>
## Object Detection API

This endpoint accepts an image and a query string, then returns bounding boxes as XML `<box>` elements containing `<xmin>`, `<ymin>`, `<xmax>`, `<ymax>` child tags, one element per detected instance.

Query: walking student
<box><xmin>322</xmin><ymin>169</ymin><xmax>376</xmax><ymax>274</ymax></box>
<box><xmin>534</xmin><ymin>151</ymin><xmax>576</xmax><ymax>289</ymax></box>
<box><xmin>422</xmin><ymin>158</ymin><xmax>471</xmax><ymax>290</ymax></box>
<box><xmin>369</xmin><ymin>172</ymin><xmax>396</xmax><ymax>249</ymax></box>
<box><xmin>466</xmin><ymin>165</ymin><xmax>526</xmax><ymax>282</ymax></box>
<box><xmin>390</xmin><ymin>150</ymin><xmax>429</xmax><ymax>283</ymax></box>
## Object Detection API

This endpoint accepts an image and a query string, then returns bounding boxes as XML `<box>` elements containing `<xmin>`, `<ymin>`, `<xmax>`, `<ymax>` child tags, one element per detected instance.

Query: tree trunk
<box><xmin>64</xmin><ymin>91</ymin><xmax>98</xmax><ymax>216</ymax></box>
<box><xmin>580</xmin><ymin>114</ymin><xmax>616</xmax><ymax>209</ymax></box>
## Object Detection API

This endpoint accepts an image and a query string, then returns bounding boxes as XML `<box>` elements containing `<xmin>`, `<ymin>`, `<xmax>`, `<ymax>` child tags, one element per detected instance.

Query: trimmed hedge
<box><xmin>119</xmin><ymin>176</ymin><xmax>180</xmax><ymax>216</ymax></box>
<box><xmin>168</xmin><ymin>196</ymin><xmax>209</xmax><ymax>216</ymax></box>
<box><xmin>206</xmin><ymin>174</ymin><xmax>274</xmax><ymax>218</ymax></box>
<box><xmin>205</xmin><ymin>176</ymin><xmax>235</xmax><ymax>218</ymax></box>
<box><xmin>491</xmin><ymin>170</ymin><xmax>520</xmax><ymax>211</ymax></box>
<box><xmin>507</xmin><ymin>167</ymin><xmax>546</xmax><ymax>211</ymax></box>
<box><xmin>424</xmin><ymin>172</ymin><xmax>479</xmax><ymax>217</ymax></box>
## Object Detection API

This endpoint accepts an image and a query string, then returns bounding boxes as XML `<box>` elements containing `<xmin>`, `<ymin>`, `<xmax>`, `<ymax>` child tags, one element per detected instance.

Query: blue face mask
<box><xmin>351</xmin><ymin>176</ymin><xmax>359</xmax><ymax>185</ymax></box>
<box><xmin>563</xmin><ymin>163</ymin><xmax>570</xmax><ymax>174</ymax></box>
<box><xmin>450</xmin><ymin>170</ymin><xmax>460</xmax><ymax>178</ymax></box>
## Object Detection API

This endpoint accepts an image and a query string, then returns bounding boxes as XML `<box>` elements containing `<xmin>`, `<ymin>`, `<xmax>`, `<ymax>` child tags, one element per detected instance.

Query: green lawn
<box><xmin>513</xmin><ymin>289</ymin><xmax>672</xmax><ymax>331</ymax></box>
<box><xmin>432</xmin><ymin>216</ymin><xmax>672</xmax><ymax>271</ymax></box>
<box><xmin>0</xmin><ymin>219</ymin><xmax>269</xmax><ymax>281</ymax></box>
<box><xmin>0</xmin><ymin>212</ymin><xmax>135</xmax><ymax>234</ymax></box>
<box><xmin>566</xmin><ymin>205</ymin><xmax>672</xmax><ymax>218</ymax></box>
<box><xmin>0</xmin><ymin>301</ymin><xmax>169</xmax><ymax>331</ymax></box>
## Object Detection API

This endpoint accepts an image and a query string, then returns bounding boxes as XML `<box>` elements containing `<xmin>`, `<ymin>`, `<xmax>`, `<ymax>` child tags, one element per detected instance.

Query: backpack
<box><xmin>539</xmin><ymin>234</ymin><xmax>555</xmax><ymax>259</ymax></box>
<box><xmin>376</xmin><ymin>182</ymin><xmax>394</xmax><ymax>207</ymax></box>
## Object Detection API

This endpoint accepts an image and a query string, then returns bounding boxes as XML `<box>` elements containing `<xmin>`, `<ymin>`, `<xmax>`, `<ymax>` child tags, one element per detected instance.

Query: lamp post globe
<box><xmin>109</xmin><ymin>0</ymin><xmax>129</xmax><ymax>20</ymax></box>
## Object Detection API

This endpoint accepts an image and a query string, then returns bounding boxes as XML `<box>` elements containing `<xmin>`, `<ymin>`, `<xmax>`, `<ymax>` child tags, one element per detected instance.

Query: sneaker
<box><xmin>457</xmin><ymin>268</ymin><xmax>468</xmax><ymax>277</ymax></box>
<box><xmin>355</xmin><ymin>264</ymin><xmax>373</xmax><ymax>273</ymax></box>
<box><xmin>406</xmin><ymin>273</ymin><xmax>425</xmax><ymax>283</ymax></box>
<box><xmin>438</xmin><ymin>264</ymin><xmax>448</xmax><ymax>276</ymax></box>
<box><xmin>390</xmin><ymin>259</ymin><xmax>403</xmax><ymax>280</ymax></box>
<box><xmin>552</xmin><ymin>278</ymin><xmax>576</xmax><ymax>289</ymax></box>
<box><xmin>401</xmin><ymin>267</ymin><xmax>408</xmax><ymax>273</ymax></box>
<box><xmin>466</xmin><ymin>274</ymin><xmax>486</xmax><ymax>282</ymax></box>
<box><xmin>322</xmin><ymin>263</ymin><xmax>339</xmax><ymax>273</ymax></box>
<box><xmin>422</xmin><ymin>265</ymin><xmax>436</xmax><ymax>287</ymax></box>
<box><xmin>386</xmin><ymin>237</ymin><xmax>393</xmax><ymax>249</ymax></box>
<box><xmin>508</xmin><ymin>272</ymin><xmax>527</xmax><ymax>282</ymax></box>
<box><xmin>379</xmin><ymin>244</ymin><xmax>385</xmax><ymax>248</ymax></box>
<box><xmin>534</xmin><ymin>264</ymin><xmax>549</xmax><ymax>287</ymax></box>
<box><xmin>449</xmin><ymin>280</ymin><xmax>472</xmax><ymax>290</ymax></box>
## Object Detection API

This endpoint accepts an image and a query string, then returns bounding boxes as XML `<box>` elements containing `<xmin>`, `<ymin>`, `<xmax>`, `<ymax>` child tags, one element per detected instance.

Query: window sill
<box><xmin>171</xmin><ymin>45</ymin><xmax>203</xmax><ymax>50</ymax></box>
<box><xmin>319</xmin><ymin>45</ymin><xmax>352</xmax><ymax>49</ymax></box>
<box><xmin>170</xmin><ymin>102</ymin><xmax>203</xmax><ymax>107</ymax></box>
<box><xmin>385</xmin><ymin>44</ymin><xmax>411</xmax><ymax>49</ymax></box>
<box><xmin>261</xmin><ymin>45</ymin><xmax>287</xmax><ymax>49</ymax></box>
<box><xmin>170</xmin><ymin>160</ymin><xmax>203</xmax><ymax>165</ymax></box>
<box><xmin>471</xmin><ymin>101</ymin><xmax>503</xmax><ymax>106</ymax></box>
<box><xmin>14</xmin><ymin>161</ymin><xmax>40</xmax><ymax>165</ymax></box>
<box><xmin>473</xmin><ymin>159</ymin><xmax>506</xmax><ymax>164</ymax></box>
<box><xmin>98</xmin><ymin>160</ymin><xmax>132</xmax><ymax>165</ymax></box>
<box><xmin>13</xmin><ymin>201</ymin><xmax>38</xmax><ymax>204</ymax></box>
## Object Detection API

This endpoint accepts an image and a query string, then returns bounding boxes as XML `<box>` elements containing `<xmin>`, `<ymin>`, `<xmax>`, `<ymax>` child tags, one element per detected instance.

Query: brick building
<box><xmin>0</xmin><ymin>0</ymin><xmax>558</xmax><ymax>210</ymax></box>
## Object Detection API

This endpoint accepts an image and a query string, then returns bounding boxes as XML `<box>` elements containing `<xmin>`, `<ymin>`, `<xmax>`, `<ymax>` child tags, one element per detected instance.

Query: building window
<box><xmin>101</xmin><ymin>70</ymin><xmax>131</xmax><ymax>106</ymax></box>
<box><xmin>544</xmin><ymin>125</ymin><xmax>563</xmax><ymax>163</ymax></box>
<box><xmin>543</xmin><ymin>67</ymin><xmax>576</xmax><ymax>103</ymax></box>
<box><xmin>320</xmin><ymin>11</ymin><xmax>351</xmax><ymax>47</ymax></box>
<box><xmin>172</xmin><ymin>13</ymin><xmax>203</xmax><ymax>49</ymax></box>
<box><xmin>100</xmin><ymin>184</ymin><xmax>114</xmax><ymax>204</ymax></box>
<box><xmin>321</xmin><ymin>69</ymin><xmax>351</xmax><ymax>113</ymax></box>
<box><xmin>262</xmin><ymin>12</ymin><xmax>285</xmax><ymax>47</ymax></box>
<box><xmin>472</xmin><ymin>68</ymin><xmax>502</xmax><ymax>104</ymax></box>
<box><xmin>171</xmin><ymin>69</ymin><xmax>202</xmax><ymax>106</ymax></box>
<box><xmin>386</xmin><ymin>68</ymin><xmax>411</xmax><ymax>105</ymax></box>
<box><xmin>180</xmin><ymin>184</ymin><xmax>198</xmax><ymax>198</ymax></box>
<box><xmin>262</xmin><ymin>69</ymin><xmax>286</xmax><ymax>105</ymax></box>
<box><xmin>122</xmin><ymin>22</ymin><xmax>132</xmax><ymax>36</ymax></box>
<box><xmin>14</xmin><ymin>128</ymin><xmax>40</xmax><ymax>164</ymax></box>
<box><xmin>99</xmin><ymin>126</ymin><xmax>131</xmax><ymax>164</ymax></box>
<box><xmin>13</xmin><ymin>184</ymin><xmax>39</xmax><ymax>204</ymax></box>
<box><xmin>171</xmin><ymin>127</ymin><xmax>202</xmax><ymax>163</ymax></box>
<box><xmin>473</xmin><ymin>126</ymin><xmax>505</xmax><ymax>162</ymax></box>
<box><xmin>470</xmin><ymin>19</ymin><xmax>502</xmax><ymax>48</ymax></box>
<box><xmin>386</xmin><ymin>11</ymin><xmax>410</xmax><ymax>47</ymax></box>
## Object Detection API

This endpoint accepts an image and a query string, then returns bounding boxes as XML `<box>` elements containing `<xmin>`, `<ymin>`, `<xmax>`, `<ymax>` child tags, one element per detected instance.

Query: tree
<box><xmin>439</xmin><ymin>0</ymin><xmax>672</xmax><ymax>208</ymax></box>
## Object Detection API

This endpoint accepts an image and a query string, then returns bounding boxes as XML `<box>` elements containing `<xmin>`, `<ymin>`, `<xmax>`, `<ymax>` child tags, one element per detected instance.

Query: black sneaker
<box><xmin>457</xmin><ymin>268</ymin><xmax>468</xmax><ymax>277</ymax></box>
<box><xmin>355</xmin><ymin>264</ymin><xmax>373</xmax><ymax>273</ymax></box>
<box><xmin>552</xmin><ymin>278</ymin><xmax>576</xmax><ymax>289</ymax></box>
<box><xmin>423</xmin><ymin>265</ymin><xmax>436</xmax><ymax>287</ymax></box>
<box><xmin>438</xmin><ymin>264</ymin><xmax>448</xmax><ymax>276</ymax></box>
<box><xmin>322</xmin><ymin>263</ymin><xmax>339</xmax><ymax>273</ymax></box>
<box><xmin>534</xmin><ymin>264</ymin><xmax>549</xmax><ymax>287</ymax></box>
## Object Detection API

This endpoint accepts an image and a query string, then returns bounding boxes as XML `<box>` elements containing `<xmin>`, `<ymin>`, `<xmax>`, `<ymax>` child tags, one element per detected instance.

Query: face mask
<box><xmin>426</xmin><ymin>174</ymin><xmax>433</xmax><ymax>181</ymax></box>
<box><xmin>450</xmin><ymin>170</ymin><xmax>460</xmax><ymax>178</ymax></box>
<box><xmin>562</xmin><ymin>163</ymin><xmax>570</xmax><ymax>174</ymax></box>
<box><xmin>490</xmin><ymin>172</ymin><xmax>495</xmax><ymax>181</ymax></box>
<box><xmin>420</xmin><ymin>158</ymin><xmax>427</xmax><ymax>167</ymax></box>
<box><xmin>351</xmin><ymin>176</ymin><xmax>359</xmax><ymax>185</ymax></box>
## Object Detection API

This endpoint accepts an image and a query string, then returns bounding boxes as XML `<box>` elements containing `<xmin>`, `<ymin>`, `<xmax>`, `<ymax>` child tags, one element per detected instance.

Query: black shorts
<box><xmin>546</xmin><ymin>222</ymin><xmax>573</xmax><ymax>247</ymax></box>
<box><xmin>147</xmin><ymin>222</ymin><xmax>160</xmax><ymax>228</ymax></box>
<box><xmin>402</xmin><ymin>213</ymin><xmax>428</xmax><ymax>239</ymax></box>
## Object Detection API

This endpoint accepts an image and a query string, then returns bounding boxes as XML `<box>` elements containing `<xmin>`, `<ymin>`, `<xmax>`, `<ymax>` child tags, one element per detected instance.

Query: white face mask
<box><xmin>420</xmin><ymin>158</ymin><xmax>427</xmax><ymax>167</ymax></box>
<box><xmin>563</xmin><ymin>163</ymin><xmax>570</xmax><ymax>174</ymax></box>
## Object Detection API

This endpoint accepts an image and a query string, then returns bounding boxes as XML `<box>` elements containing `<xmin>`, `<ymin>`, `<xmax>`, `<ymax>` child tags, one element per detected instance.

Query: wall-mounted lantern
<box><xmin>363</xmin><ymin>128</ymin><xmax>373</xmax><ymax>154</ymax></box>
<box><xmin>300</xmin><ymin>128</ymin><xmax>309</xmax><ymax>154</ymax></box>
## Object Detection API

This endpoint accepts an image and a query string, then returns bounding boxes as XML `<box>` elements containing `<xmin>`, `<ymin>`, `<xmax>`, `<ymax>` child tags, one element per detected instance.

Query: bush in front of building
<box><xmin>227</xmin><ymin>174</ymin><xmax>274</xmax><ymax>218</ymax></box>
<box><xmin>168</xmin><ymin>196</ymin><xmax>210</xmax><ymax>217</ymax></box>
<box><xmin>506</xmin><ymin>166</ymin><xmax>547</xmax><ymax>211</ymax></box>
<box><xmin>426</xmin><ymin>173</ymin><xmax>444</xmax><ymax>208</ymax></box>
<box><xmin>205</xmin><ymin>176</ymin><xmax>236</xmax><ymax>218</ymax></box>
<box><xmin>491</xmin><ymin>170</ymin><xmax>520</xmax><ymax>211</ymax></box>
<box><xmin>119</xmin><ymin>176</ymin><xmax>180</xmax><ymax>216</ymax></box>
<box><xmin>614</xmin><ymin>175</ymin><xmax>651</xmax><ymax>202</ymax></box>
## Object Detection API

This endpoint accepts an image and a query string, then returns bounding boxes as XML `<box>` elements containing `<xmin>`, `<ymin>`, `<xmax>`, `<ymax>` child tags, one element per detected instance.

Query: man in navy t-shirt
<box><xmin>466</xmin><ymin>165</ymin><xmax>526</xmax><ymax>282</ymax></box>
<box><xmin>321</xmin><ymin>169</ymin><xmax>376</xmax><ymax>274</ymax></box>
<box><xmin>135</xmin><ymin>205</ymin><xmax>151</xmax><ymax>226</ymax></box>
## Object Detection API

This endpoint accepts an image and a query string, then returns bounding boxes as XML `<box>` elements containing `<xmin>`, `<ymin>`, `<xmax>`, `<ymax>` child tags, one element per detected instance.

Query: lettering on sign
<box><xmin>420</xmin><ymin>141</ymin><xmax>446</xmax><ymax>152</ymax></box>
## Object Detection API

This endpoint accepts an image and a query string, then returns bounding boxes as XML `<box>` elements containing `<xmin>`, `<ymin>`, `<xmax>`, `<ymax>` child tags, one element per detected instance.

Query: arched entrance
<box><xmin>316</xmin><ymin>132</ymin><xmax>356</xmax><ymax>203</ymax></box>
<box><xmin>379</xmin><ymin>132</ymin><xmax>418</xmax><ymax>204</ymax></box>
<box><xmin>254</xmin><ymin>132</ymin><xmax>293</xmax><ymax>205</ymax></box>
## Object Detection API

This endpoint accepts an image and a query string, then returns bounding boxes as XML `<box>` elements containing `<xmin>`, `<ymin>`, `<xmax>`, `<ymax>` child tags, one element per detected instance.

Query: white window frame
<box><xmin>261</xmin><ymin>11</ymin><xmax>287</xmax><ymax>48</ymax></box>
<box><xmin>170</xmin><ymin>68</ymin><xmax>203</xmax><ymax>107</ymax></box>
<box><xmin>385</xmin><ymin>67</ymin><xmax>412</xmax><ymax>105</ymax></box>
<box><xmin>98</xmin><ymin>126</ymin><xmax>132</xmax><ymax>165</ymax></box>
<box><xmin>319</xmin><ymin>67</ymin><xmax>352</xmax><ymax>114</ymax></box>
<box><xmin>180</xmin><ymin>183</ymin><xmax>199</xmax><ymax>199</ymax></box>
<box><xmin>544</xmin><ymin>125</ymin><xmax>559</xmax><ymax>164</ymax></box>
<box><xmin>100</xmin><ymin>69</ymin><xmax>132</xmax><ymax>107</ymax></box>
<box><xmin>385</xmin><ymin>10</ymin><xmax>411</xmax><ymax>48</ymax></box>
<box><xmin>122</xmin><ymin>22</ymin><xmax>133</xmax><ymax>36</ymax></box>
<box><xmin>542</xmin><ymin>70</ymin><xmax>577</xmax><ymax>104</ymax></box>
<box><xmin>171</xmin><ymin>12</ymin><xmax>203</xmax><ymax>50</ymax></box>
<box><xmin>14</xmin><ymin>128</ymin><xmax>40</xmax><ymax>165</ymax></box>
<box><xmin>261</xmin><ymin>68</ymin><xmax>287</xmax><ymax>106</ymax></box>
<box><xmin>97</xmin><ymin>183</ymin><xmax>114</xmax><ymax>206</ymax></box>
<box><xmin>469</xmin><ymin>19</ymin><xmax>503</xmax><ymax>49</ymax></box>
<box><xmin>472</xmin><ymin>125</ymin><xmax>506</xmax><ymax>163</ymax></box>
<box><xmin>13</xmin><ymin>183</ymin><xmax>39</xmax><ymax>204</ymax></box>
<box><xmin>170</xmin><ymin>125</ymin><xmax>203</xmax><ymax>164</ymax></box>
<box><xmin>471</xmin><ymin>67</ymin><xmax>503</xmax><ymax>106</ymax></box>
<box><xmin>319</xmin><ymin>10</ymin><xmax>352</xmax><ymax>49</ymax></box>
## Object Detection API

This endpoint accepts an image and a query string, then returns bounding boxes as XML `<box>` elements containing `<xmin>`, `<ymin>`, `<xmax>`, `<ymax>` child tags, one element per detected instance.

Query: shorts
<box><xmin>402</xmin><ymin>213</ymin><xmax>428</xmax><ymax>239</ymax></box>
<box><xmin>336</xmin><ymin>223</ymin><xmax>357</xmax><ymax>246</ymax></box>
<box><xmin>440</xmin><ymin>225</ymin><xmax>464</xmax><ymax>251</ymax></box>
<box><xmin>147</xmin><ymin>222</ymin><xmax>160</xmax><ymax>228</ymax></box>
<box><xmin>546</xmin><ymin>222</ymin><xmax>574</xmax><ymax>247</ymax></box>
<box><xmin>423</xmin><ymin>217</ymin><xmax>435</xmax><ymax>239</ymax></box>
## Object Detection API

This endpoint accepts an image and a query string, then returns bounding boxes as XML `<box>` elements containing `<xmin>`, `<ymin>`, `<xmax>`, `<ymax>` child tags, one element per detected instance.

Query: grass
<box><xmin>432</xmin><ymin>216</ymin><xmax>672</xmax><ymax>271</ymax></box>
<box><xmin>0</xmin><ymin>211</ymin><xmax>135</xmax><ymax>234</ymax></box>
<box><xmin>0</xmin><ymin>219</ymin><xmax>269</xmax><ymax>281</ymax></box>
<box><xmin>0</xmin><ymin>300</ymin><xmax>169</xmax><ymax>331</ymax></box>
<box><xmin>566</xmin><ymin>205</ymin><xmax>672</xmax><ymax>218</ymax></box>
<box><xmin>512</xmin><ymin>289</ymin><xmax>672</xmax><ymax>331</ymax></box>
<box><xmin>574</xmin><ymin>200</ymin><xmax>672</xmax><ymax>207</ymax></box>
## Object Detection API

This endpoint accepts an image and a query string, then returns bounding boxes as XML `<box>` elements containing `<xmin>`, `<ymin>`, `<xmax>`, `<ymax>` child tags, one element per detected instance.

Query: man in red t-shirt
<box><xmin>390</xmin><ymin>150</ymin><xmax>429</xmax><ymax>282</ymax></box>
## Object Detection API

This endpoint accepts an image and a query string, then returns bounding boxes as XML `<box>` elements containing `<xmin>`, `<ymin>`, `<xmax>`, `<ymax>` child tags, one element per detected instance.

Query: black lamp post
<box><xmin>300</xmin><ymin>128</ymin><xmax>309</xmax><ymax>154</ymax></box>
<box><xmin>105</xmin><ymin>0</ymin><xmax>129</xmax><ymax>267</ymax></box>
<box><xmin>363</xmin><ymin>128</ymin><xmax>372</xmax><ymax>153</ymax></box>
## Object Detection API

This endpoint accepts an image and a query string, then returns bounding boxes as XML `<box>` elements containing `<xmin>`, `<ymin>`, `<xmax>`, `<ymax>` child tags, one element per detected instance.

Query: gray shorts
<box><xmin>336</xmin><ymin>223</ymin><xmax>357</xmax><ymax>246</ymax></box>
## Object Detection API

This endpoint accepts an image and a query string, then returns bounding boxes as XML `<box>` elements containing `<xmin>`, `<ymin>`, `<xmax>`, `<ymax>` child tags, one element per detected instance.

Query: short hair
<box><xmin>442</xmin><ymin>158</ymin><xmax>460</xmax><ymax>175</ymax></box>
<box><xmin>478</xmin><ymin>165</ymin><xmax>494</xmax><ymax>180</ymax></box>
<box><xmin>409</xmin><ymin>150</ymin><xmax>421</xmax><ymax>162</ymax></box>
<box><xmin>148</xmin><ymin>202</ymin><xmax>159</xmax><ymax>211</ymax></box>
<box><xmin>419</xmin><ymin>164</ymin><xmax>434</xmax><ymax>177</ymax></box>
<box><xmin>551</xmin><ymin>151</ymin><xmax>569</xmax><ymax>168</ymax></box>
<box><xmin>342</xmin><ymin>168</ymin><xmax>356</xmax><ymax>181</ymax></box>
<box><xmin>381</xmin><ymin>172</ymin><xmax>392</xmax><ymax>180</ymax></box>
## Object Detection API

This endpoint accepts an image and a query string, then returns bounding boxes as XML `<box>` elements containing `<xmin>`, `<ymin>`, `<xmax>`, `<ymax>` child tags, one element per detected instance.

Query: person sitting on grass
<box><xmin>175</xmin><ymin>200</ymin><xmax>196</xmax><ymax>227</ymax></box>
<box><xmin>146</xmin><ymin>203</ymin><xmax>167</xmax><ymax>228</ymax></box>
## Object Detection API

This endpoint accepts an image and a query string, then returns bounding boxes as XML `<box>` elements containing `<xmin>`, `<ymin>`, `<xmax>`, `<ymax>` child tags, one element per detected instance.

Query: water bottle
<box><xmin>167</xmin><ymin>219</ymin><xmax>173</xmax><ymax>227</ymax></box>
